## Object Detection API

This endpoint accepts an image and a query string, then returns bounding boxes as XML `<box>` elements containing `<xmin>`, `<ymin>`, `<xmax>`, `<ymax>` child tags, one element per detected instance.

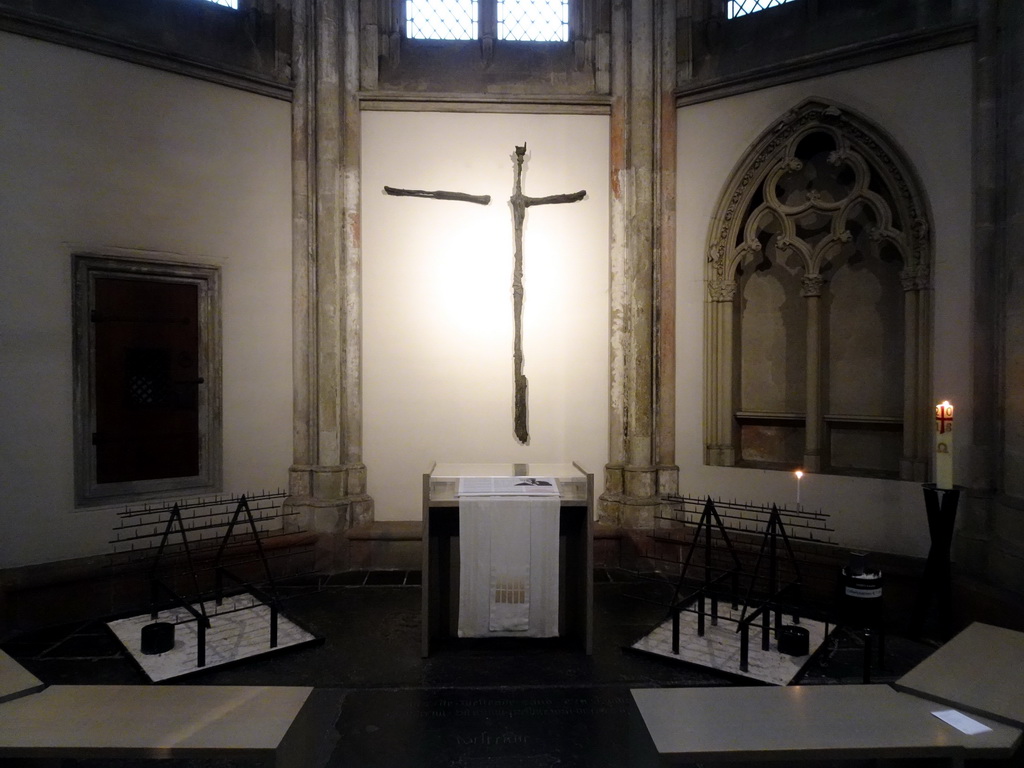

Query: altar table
<box><xmin>421</xmin><ymin>462</ymin><xmax>593</xmax><ymax>657</ymax></box>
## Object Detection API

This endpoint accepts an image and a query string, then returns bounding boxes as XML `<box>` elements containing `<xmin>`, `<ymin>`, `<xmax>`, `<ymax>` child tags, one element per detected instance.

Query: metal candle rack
<box><xmin>109</xmin><ymin>490</ymin><xmax>307</xmax><ymax>669</ymax></box>
<box><xmin>651</xmin><ymin>495</ymin><xmax>836</xmax><ymax>673</ymax></box>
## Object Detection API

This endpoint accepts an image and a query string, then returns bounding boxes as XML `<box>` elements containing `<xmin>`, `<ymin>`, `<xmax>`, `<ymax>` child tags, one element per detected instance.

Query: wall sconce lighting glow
<box><xmin>428</xmin><ymin>222</ymin><xmax>509</xmax><ymax>343</ymax></box>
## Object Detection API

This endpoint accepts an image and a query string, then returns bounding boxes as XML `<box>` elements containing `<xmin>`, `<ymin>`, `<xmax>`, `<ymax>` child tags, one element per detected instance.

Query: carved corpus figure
<box><xmin>508</xmin><ymin>143</ymin><xmax>586</xmax><ymax>443</ymax></box>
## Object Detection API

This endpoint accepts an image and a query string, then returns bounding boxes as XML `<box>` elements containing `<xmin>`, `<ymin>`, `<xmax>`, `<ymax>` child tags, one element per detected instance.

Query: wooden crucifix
<box><xmin>383</xmin><ymin>143</ymin><xmax>586</xmax><ymax>444</ymax></box>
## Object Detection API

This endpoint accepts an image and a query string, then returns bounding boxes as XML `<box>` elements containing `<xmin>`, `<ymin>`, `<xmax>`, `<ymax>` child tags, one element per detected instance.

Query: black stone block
<box><xmin>778</xmin><ymin>625</ymin><xmax>809</xmax><ymax>656</ymax></box>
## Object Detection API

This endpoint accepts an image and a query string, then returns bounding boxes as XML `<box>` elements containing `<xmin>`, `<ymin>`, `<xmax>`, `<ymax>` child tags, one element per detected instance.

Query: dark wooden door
<box><xmin>93</xmin><ymin>277</ymin><xmax>201</xmax><ymax>484</ymax></box>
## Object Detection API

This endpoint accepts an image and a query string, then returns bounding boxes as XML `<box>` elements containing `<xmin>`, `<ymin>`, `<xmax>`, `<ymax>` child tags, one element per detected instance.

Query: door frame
<box><xmin>73</xmin><ymin>253</ymin><xmax>222</xmax><ymax>506</ymax></box>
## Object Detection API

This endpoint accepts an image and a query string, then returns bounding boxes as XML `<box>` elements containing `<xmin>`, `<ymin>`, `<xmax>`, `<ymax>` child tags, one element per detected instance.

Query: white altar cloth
<box><xmin>457</xmin><ymin>478</ymin><xmax>560</xmax><ymax>638</ymax></box>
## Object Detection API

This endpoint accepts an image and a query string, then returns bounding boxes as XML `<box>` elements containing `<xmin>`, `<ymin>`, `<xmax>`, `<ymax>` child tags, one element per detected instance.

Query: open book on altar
<box><xmin>457</xmin><ymin>476</ymin><xmax>560</xmax><ymax>497</ymax></box>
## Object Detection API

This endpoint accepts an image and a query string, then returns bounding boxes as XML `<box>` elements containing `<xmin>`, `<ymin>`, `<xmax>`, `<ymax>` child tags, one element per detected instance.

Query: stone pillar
<box><xmin>603</xmin><ymin>0</ymin><xmax>629</xmax><ymax>520</ymax></box>
<box><xmin>286</xmin><ymin>0</ymin><xmax>373</xmax><ymax>570</ymax></box>
<box><xmin>987</xmin><ymin>0</ymin><xmax>1024</xmax><ymax>592</ymax></box>
<box><xmin>654</xmin><ymin>0</ymin><xmax>679</xmax><ymax>498</ymax></box>
<box><xmin>602</xmin><ymin>0</ymin><xmax>677</xmax><ymax>529</ymax></box>
<box><xmin>957</xmin><ymin>0</ymin><xmax>1024</xmax><ymax>594</ymax></box>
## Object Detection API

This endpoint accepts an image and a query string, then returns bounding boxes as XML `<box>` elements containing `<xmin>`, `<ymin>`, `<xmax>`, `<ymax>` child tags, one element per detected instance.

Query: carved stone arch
<box><xmin>704</xmin><ymin>98</ymin><xmax>933</xmax><ymax>480</ymax></box>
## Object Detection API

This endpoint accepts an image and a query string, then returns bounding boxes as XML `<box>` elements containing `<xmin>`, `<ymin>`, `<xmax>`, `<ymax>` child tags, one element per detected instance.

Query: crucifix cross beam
<box><xmin>383</xmin><ymin>186</ymin><xmax>491</xmax><ymax>206</ymax></box>
<box><xmin>383</xmin><ymin>143</ymin><xmax>587</xmax><ymax>444</ymax></box>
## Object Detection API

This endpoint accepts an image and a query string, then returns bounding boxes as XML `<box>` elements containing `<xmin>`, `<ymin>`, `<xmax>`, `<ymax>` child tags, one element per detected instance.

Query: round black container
<box><xmin>841</xmin><ymin>552</ymin><xmax>883</xmax><ymax>626</ymax></box>
<box><xmin>140</xmin><ymin>622</ymin><xmax>175</xmax><ymax>655</ymax></box>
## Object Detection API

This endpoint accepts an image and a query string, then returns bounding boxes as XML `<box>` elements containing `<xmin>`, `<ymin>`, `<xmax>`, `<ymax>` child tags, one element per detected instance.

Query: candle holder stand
<box><xmin>910</xmin><ymin>484</ymin><xmax>962</xmax><ymax>641</ymax></box>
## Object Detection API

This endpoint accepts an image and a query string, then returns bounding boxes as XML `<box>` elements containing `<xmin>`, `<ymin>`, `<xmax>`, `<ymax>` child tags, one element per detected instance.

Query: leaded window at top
<box><xmin>728</xmin><ymin>0</ymin><xmax>798</xmax><ymax>19</ymax></box>
<box><xmin>499</xmin><ymin>0</ymin><xmax>569</xmax><ymax>41</ymax></box>
<box><xmin>407</xmin><ymin>0</ymin><xmax>569</xmax><ymax>42</ymax></box>
<box><xmin>407</xmin><ymin>0</ymin><xmax>478</xmax><ymax>40</ymax></box>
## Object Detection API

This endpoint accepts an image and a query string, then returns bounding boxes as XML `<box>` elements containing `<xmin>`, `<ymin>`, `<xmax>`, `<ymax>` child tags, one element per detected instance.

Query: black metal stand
<box><xmin>149</xmin><ymin>495</ymin><xmax>285</xmax><ymax>668</ymax></box>
<box><xmin>860</xmin><ymin>626</ymin><xmax>885</xmax><ymax>683</ymax></box>
<box><xmin>666</xmin><ymin>498</ymin><xmax>742</xmax><ymax>655</ymax></box>
<box><xmin>660</xmin><ymin>499</ymin><xmax>810</xmax><ymax>673</ymax></box>
<box><xmin>736</xmin><ymin>505</ymin><xmax>804</xmax><ymax>672</ymax></box>
<box><xmin>111</xmin><ymin>491</ymin><xmax>296</xmax><ymax>669</ymax></box>
<box><xmin>911</xmin><ymin>484</ymin><xmax>962</xmax><ymax>640</ymax></box>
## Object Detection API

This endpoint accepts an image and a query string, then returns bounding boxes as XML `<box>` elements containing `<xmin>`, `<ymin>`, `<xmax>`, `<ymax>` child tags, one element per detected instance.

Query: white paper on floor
<box><xmin>631</xmin><ymin>604</ymin><xmax>827</xmax><ymax>685</ymax></box>
<box><xmin>107</xmin><ymin>593</ymin><xmax>318</xmax><ymax>682</ymax></box>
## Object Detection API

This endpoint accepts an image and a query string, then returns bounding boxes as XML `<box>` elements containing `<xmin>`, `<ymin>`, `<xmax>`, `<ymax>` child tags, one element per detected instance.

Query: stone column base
<box><xmin>599</xmin><ymin>462</ymin><xmax>665</xmax><ymax>529</ymax></box>
<box><xmin>285</xmin><ymin>463</ymin><xmax>374</xmax><ymax>572</ymax></box>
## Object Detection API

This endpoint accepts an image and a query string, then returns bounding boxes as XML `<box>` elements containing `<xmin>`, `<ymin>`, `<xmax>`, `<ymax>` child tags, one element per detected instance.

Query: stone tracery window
<box><xmin>705</xmin><ymin>99</ymin><xmax>932</xmax><ymax>481</ymax></box>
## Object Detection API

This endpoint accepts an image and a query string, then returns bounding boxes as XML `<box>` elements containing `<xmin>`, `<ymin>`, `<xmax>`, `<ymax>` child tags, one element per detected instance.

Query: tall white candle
<box><xmin>795</xmin><ymin>470</ymin><xmax>803</xmax><ymax>509</ymax></box>
<box><xmin>935</xmin><ymin>401</ymin><xmax>954</xmax><ymax>490</ymax></box>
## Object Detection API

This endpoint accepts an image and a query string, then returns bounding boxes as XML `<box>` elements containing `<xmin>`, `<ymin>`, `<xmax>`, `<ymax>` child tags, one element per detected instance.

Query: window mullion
<box><xmin>801</xmin><ymin>277</ymin><xmax>825</xmax><ymax>473</ymax></box>
<box><xmin>480</xmin><ymin>0</ymin><xmax>497</xmax><ymax>40</ymax></box>
<box><xmin>481</xmin><ymin>0</ymin><xmax>496</xmax><ymax>62</ymax></box>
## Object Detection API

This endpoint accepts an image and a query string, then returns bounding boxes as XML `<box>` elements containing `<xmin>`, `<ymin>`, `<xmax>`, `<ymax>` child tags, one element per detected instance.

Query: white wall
<box><xmin>0</xmin><ymin>31</ymin><xmax>972</xmax><ymax>566</ymax></box>
<box><xmin>362</xmin><ymin>112</ymin><xmax>610</xmax><ymax>520</ymax></box>
<box><xmin>0</xmin><ymin>33</ymin><xmax>293</xmax><ymax>568</ymax></box>
<box><xmin>675</xmin><ymin>45</ymin><xmax>973</xmax><ymax>557</ymax></box>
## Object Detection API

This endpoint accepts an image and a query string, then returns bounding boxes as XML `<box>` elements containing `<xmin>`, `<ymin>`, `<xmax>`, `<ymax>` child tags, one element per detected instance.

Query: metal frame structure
<box><xmin>110</xmin><ymin>491</ymin><xmax>305</xmax><ymax>669</ymax></box>
<box><xmin>653</xmin><ymin>495</ymin><xmax>836</xmax><ymax>673</ymax></box>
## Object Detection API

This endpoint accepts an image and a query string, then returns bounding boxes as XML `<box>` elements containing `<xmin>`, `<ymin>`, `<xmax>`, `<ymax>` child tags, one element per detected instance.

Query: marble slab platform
<box><xmin>631</xmin><ymin>604</ymin><xmax>827</xmax><ymax>685</ymax></box>
<box><xmin>107</xmin><ymin>593</ymin><xmax>320</xmax><ymax>682</ymax></box>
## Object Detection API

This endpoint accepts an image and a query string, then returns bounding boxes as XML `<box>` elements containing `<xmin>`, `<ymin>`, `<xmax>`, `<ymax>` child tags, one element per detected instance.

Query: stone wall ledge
<box><xmin>345</xmin><ymin>521</ymin><xmax>422</xmax><ymax>541</ymax></box>
<box><xmin>344</xmin><ymin>520</ymin><xmax>624</xmax><ymax>542</ymax></box>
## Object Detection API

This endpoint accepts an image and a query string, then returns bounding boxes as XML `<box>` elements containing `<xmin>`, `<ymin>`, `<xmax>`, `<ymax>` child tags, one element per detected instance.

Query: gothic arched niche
<box><xmin>704</xmin><ymin>98</ymin><xmax>932</xmax><ymax>481</ymax></box>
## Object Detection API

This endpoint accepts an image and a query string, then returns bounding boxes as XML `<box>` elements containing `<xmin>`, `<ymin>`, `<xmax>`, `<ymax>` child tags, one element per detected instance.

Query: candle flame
<box><xmin>795</xmin><ymin>470</ymin><xmax>804</xmax><ymax>479</ymax></box>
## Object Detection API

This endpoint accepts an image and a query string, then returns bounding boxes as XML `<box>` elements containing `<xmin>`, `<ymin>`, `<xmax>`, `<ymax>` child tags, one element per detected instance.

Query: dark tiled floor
<box><xmin>1</xmin><ymin>571</ymin><xmax>1021</xmax><ymax>767</ymax></box>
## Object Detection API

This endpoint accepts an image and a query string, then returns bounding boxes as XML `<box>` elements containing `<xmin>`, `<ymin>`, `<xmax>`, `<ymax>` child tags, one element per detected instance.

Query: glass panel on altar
<box><xmin>427</xmin><ymin>462</ymin><xmax>589</xmax><ymax>502</ymax></box>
